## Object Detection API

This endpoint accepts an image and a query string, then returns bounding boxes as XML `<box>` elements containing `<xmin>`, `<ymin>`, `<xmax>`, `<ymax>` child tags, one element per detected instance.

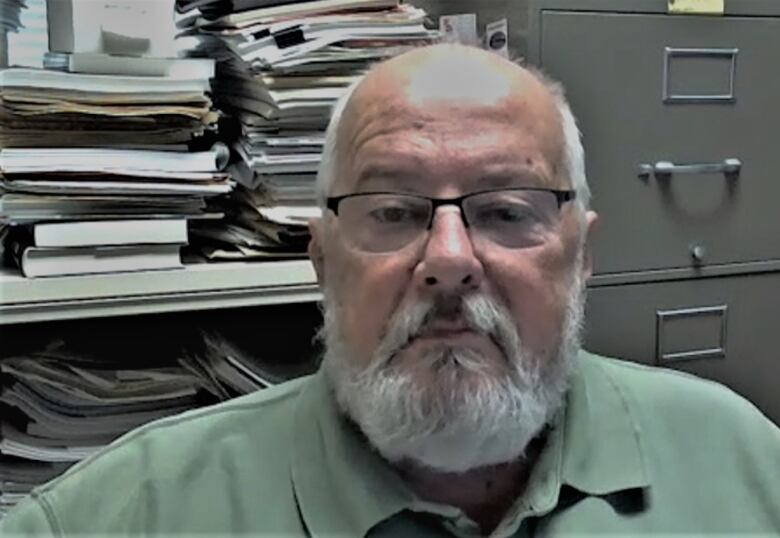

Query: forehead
<box><xmin>335</xmin><ymin>75</ymin><xmax>565</xmax><ymax>195</ymax></box>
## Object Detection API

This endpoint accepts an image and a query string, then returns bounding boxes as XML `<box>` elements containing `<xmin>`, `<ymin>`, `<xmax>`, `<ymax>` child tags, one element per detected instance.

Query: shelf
<box><xmin>0</xmin><ymin>260</ymin><xmax>321</xmax><ymax>324</ymax></box>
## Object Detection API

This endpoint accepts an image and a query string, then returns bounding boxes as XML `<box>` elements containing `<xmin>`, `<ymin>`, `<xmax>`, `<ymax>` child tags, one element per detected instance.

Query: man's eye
<box><xmin>369</xmin><ymin>206</ymin><xmax>415</xmax><ymax>224</ymax></box>
<box><xmin>478</xmin><ymin>205</ymin><xmax>534</xmax><ymax>224</ymax></box>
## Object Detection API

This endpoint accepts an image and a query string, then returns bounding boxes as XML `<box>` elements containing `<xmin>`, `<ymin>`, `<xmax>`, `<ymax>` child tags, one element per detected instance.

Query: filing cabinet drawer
<box><xmin>584</xmin><ymin>272</ymin><xmax>780</xmax><ymax>424</ymax></box>
<box><xmin>537</xmin><ymin>11</ymin><xmax>780</xmax><ymax>275</ymax></box>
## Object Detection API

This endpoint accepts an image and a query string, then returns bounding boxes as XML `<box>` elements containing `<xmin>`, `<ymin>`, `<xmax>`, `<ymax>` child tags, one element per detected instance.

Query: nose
<box><xmin>414</xmin><ymin>208</ymin><xmax>484</xmax><ymax>295</ymax></box>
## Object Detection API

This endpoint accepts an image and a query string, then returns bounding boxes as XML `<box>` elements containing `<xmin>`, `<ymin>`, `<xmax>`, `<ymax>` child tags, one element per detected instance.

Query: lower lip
<box><xmin>414</xmin><ymin>330</ymin><xmax>480</xmax><ymax>342</ymax></box>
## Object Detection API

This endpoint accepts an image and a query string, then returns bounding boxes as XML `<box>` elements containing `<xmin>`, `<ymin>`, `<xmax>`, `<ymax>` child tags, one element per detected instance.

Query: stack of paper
<box><xmin>0</xmin><ymin>339</ymin><xmax>215</xmax><ymax>517</ymax></box>
<box><xmin>0</xmin><ymin>456</ymin><xmax>69</xmax><ymax>519</ymax></box>
<box><xmin>188</xmin><ymin>184</ymin><xmax>319</xmax><ymax>259</ymax></box>
<box><xmin>0</xmin><ymin>68</ymin><xmax>218</xmax><ymax>148</ymax></box>
<box><xmin>0</xmin><ymin>2</ymin><xmax>238</xmax><ymax>278</ymax></box>
<box><xmin>0</xmin><ymin>145</ymin><xmax>230</xmax><ymax>196</ymax></box>
<box><xmin>181</xmin><ymin>329</ymin><xmax>317</xmax><ymax>398</ymax></box>
<box><xmin>0</xmin><ymin>323</ymin><xmax>317</xmax><ymax>517</ymax></box>
<box><xmin>175</xmin><ymin>0</ymin><xmax>439</xmax><ymax>259</ymax></box>
<box><xmin>0</xmin><ymin>144</ymin><xmax>232</xmax><ymax>277</ymax></box>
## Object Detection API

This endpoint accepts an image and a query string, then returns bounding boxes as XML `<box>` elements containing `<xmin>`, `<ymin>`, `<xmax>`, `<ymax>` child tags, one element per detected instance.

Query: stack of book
<box><xmin>175</xmin><ymin>0</ymin><xmax>439</xmax><ymax>260</ymax></box>
<box><xmin>0</xmin><ymin>0</ymin><xmax>234</xmax><ymax>278</ymax></box>
<box><xmin>0</xmin><ymin>144</ymin><xmax>231</xmax><ymax>277</ymax></box>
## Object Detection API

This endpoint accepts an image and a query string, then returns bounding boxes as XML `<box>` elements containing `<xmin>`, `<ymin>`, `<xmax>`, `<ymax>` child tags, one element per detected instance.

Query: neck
<box><xmin>395</xmin><ymin>437</ymin><xmax>545</xmax><ymax>535</ymax></box>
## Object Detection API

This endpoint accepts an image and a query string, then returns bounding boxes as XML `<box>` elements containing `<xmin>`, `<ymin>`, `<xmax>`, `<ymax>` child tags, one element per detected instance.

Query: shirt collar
<box><xmin>291</xmin><ymin>351</ymin><xmax>651</xmax><ymax>537</ymax></box>
<box><xmin>559</xmin><ymin>351</ymin><xmax>651</xmax><ymax>495</ymax></box>
<box><xmin>291</xmin><ymin>369</ymin><xmax>415</xmax><ymax>537</ymax></box>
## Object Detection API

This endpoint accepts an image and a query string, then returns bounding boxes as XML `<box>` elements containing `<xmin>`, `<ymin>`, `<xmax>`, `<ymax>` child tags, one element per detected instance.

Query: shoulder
<box><xmin>2</xmin><ymin>376</ymin><xmax>311</xmax><ymax>535</ymax></box>
<box><xmin>580</xmin><ymin>351</ymin><xmax>779</xmax><ymax>453</ymax></box>
<box><xmin>577</xmin><ymin>352</ymin><xmax>780</xmax><ymax>530</ymax></box>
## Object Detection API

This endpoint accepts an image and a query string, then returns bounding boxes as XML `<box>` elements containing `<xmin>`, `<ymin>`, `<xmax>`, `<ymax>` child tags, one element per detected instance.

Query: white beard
<box><xmin>319</xmin><ymin>263</ymin><xmax>586</xmax><ymax>474</ymax></box>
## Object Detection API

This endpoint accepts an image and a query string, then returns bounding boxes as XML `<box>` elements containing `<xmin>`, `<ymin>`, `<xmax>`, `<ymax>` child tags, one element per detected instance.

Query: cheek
<box><xmin>329</xmin><ymin>251</ymin><xmax>414</xmax><ymax>362</ymax></box>
<box><xmin>486</xmin><ymin>245</ymin><xmax>575</xmax><ymax>355</ymax></box>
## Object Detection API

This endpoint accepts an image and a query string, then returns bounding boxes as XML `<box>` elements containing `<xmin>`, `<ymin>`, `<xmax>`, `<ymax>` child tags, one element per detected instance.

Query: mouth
<box><xmin>416</xmin><ymin>322</ymin><xmax>473</xmax><ymax>339</ymax></box>
<box><xmin>407</xmin><ymin>323</ymin><xmax>503</xmax><ymax>356</ymax></box>
<box><xmin>387</xmin><ymin>322</ymin><xmax>475</xmax><ymax>362</ymax></box>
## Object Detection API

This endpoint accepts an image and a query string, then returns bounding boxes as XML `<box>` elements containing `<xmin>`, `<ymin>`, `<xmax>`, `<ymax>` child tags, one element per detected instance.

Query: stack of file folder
<box><xmin>175</xmin><ymin>0</ymin><xmax>439</xmax><ymax>259</ymax></box>
<box><xmin>0</xmin><ymin>4</ymin><xmax>236</xmax><ymax>277</ymax></box>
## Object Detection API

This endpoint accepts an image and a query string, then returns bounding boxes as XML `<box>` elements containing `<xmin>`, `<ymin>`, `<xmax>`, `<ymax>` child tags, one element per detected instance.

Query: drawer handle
<box><xmin>656</xmin><ymin>305</ymin><xmax>728</xmax><ymax>364</ymax></box>
<box><xmin>663</xmin><ymin>47</ymin><xmax>739</xmax><ymax>104</ymax></box>
<box><xmin>638</xmin><ymin>158</ymin><xmax>742</xmax><ymax>179</ymax></box>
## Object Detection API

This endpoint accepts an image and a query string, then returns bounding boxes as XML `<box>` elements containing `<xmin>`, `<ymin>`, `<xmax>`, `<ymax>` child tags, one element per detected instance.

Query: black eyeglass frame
<box><xmin>325</xmin><ymin>188</ymin><xmax>577</xmax><ymax>229</ymax></box>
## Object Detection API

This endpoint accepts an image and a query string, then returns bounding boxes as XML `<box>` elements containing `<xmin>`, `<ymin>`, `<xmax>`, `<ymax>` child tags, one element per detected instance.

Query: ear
<box><xmin>308</xmin><ymin>217</ymin><xmax>326</xmax><ymax>287</ymax></box>
<box><xmin>581</xmin><ymin>210</ymin><xmax>599</xmax><ymax>281</ymax></box>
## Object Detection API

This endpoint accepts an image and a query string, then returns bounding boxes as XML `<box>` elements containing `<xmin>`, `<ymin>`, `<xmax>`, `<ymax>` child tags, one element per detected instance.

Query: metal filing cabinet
<box><xmin>528</xmin><ymin>0</ymin><xmax>780</xmax><ymax>423</ymax></box>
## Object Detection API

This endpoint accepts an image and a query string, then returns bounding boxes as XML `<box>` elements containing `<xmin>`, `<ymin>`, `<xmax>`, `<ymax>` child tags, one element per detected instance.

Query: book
<box><xmin>30</xmin><ymin>219</ymin><xmax>188</xmax><ymax>248</ymax></box>
<box><xmin>0</xmin><ymin>195</ymin><xmax>216</xmax><ymax>225</ymax></box>
<box><xmin>11</xmin><ymin>243</ymin><xmax>184</xmax><ymax>278</ymax></box>
<box><xmin>0</xmin><ymin>144</ymin><xmax>230</xmax><ymax>174</ymax></box>
<box><xmin>43</xmin><ymin>52</ymin><xmax>216</xmax><ymax>79</ymax></box>
<box><xmin>0</xmin><ymin>68</ymin><xmax>211</xmax><ymax>94</ymax></box>
<box><xmin>2</xmin><ymin>178</ymin><xmax>234</xmax><ymax>197</ymax></box>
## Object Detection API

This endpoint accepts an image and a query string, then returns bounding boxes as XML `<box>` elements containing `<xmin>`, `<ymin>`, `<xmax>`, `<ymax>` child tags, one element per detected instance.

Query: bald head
<box><xmin>352</xmin><ymin>44</ymin><xmax>553</xmax><ymax>111</ymax></box>
<box><xmin>316</xmin><ymin>44</ymin><xmax>589</xmax><ymax>213</ymax></box>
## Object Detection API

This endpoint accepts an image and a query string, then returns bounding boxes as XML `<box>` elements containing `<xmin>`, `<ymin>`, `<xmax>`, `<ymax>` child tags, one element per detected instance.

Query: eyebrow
<box><xmin>354</xmin><ymin>165</ymin><xmax>418</xmax><ymax>192</ymax></box>
<box><xmin>470</xmin><ymin>171</ymin><xmax>547</xmax><ymax>190</ymax></box>
<box><xmin>353</xmin><ymin>165</ymin><xmax>551</xmax><ymax>193</ymax></box>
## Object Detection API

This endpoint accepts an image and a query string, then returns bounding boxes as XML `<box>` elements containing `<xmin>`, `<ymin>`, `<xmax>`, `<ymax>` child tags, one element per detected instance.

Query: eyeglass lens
<box><xmin>337</xmin><ymin>190</ymin><xmax>561</xmax><ymax>253</ymax></box>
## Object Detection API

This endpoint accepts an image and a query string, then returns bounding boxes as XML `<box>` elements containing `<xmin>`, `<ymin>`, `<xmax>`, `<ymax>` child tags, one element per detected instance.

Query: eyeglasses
<box><xmin>326</xmin><ymin>188</ymin><xmax>576</xmax><ymax>253</ymax></box>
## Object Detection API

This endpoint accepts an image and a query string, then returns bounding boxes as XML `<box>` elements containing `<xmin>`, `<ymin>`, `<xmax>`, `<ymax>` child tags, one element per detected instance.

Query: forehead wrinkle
<box><xmin>347</xmin><ymin>96</ymin><xmax>532</xmax><ymax>161</ymax></box>
<box><xmin>343</xmin><ymin>109</ymin><xmax>561</xmax><ymax>195</ymax></box>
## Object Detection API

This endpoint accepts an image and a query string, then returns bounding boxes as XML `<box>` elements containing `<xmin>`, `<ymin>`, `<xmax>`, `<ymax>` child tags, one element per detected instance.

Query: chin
<box><xmin>384</xmin><ymin>422</ymin><xmax>545</xmax><ymax>474</ymax></box>
<box><xmin>399</xmin><ymin>354</ymin><xmax>504</xmax><ymax>402</ymax></box>
<box><xmin>328</xmin><ymin>345</ymin><xmax>567</xmax><ymax>474</ymax></box>
<box><xmin>394</xmin><ymin>340</ymin><xmax>510</xmax><ymax>378</ymax></box>
<box><xmin>375</xmin><ymin>377</ymin><xmax>552</xmax><ymax>473</ymax></box>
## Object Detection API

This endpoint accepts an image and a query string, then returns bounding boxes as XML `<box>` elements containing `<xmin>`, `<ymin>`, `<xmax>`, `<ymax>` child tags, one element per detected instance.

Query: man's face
<box><xmin>310</xmin><ymin>58</ymin><xmax>596</xmax><ymax>470</ymax></box>
<box><xmin>319</xmin><ymin>94</ymin><xmax>588</xmax><ymax>370</ymax></box>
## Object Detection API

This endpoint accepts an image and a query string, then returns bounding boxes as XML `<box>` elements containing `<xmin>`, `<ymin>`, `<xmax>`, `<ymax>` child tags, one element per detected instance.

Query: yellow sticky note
<box><xmin>668</xmin><ymin>0</ymin><xmax>725</xmax><ymax>15</ymax></box>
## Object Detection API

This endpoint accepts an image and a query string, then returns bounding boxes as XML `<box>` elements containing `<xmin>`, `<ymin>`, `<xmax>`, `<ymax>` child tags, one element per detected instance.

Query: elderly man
<box><xmin>2</xmin><ymin>44</ymin><xmax>778</xmax><ymax>537</ymax></box>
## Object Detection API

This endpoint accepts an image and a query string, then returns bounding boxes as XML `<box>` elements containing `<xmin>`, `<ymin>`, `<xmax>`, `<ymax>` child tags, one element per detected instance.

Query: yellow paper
<box><xmin>668</xmin><ymin>0</ymin><xmax>724</xmax><ymax>15</ymax></box>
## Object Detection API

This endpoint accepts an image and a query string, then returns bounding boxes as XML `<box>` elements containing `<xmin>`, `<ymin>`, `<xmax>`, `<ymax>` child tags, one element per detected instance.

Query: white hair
<box><xmin>315</xmin><ymin>77</ymin><xmax>362</xmax><ymax>207</ymax></box>
<box><xmin>320</xmin><ymin>253</ymin><xmax>586</xmax><ymax>473</ymax></box>
<box><xmin>315</xmin><ymin>57</ymin><xmax>591</xmax><ymax>215</ymax></box>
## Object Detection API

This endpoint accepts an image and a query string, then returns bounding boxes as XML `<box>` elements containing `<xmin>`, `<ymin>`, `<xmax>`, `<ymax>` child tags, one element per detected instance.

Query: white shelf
<box><xmin>0</xmin><ymin>260</ymin><xmax>321</xmax><ymax>324</ymax></box>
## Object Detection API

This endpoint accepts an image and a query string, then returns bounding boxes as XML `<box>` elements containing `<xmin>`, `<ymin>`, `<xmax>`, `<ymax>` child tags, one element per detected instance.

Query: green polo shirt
<box><xmin>1</xmin><ymin>352</ymin><xmax>778</xmax><ymax>536</ymax></box>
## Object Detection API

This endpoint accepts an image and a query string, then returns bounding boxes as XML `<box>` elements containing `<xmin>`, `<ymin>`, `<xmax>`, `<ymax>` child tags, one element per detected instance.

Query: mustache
<box><xmin>373</xmin><ymin>293</ymin><xmax>519</xmax><ymax>368</ymax></box>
